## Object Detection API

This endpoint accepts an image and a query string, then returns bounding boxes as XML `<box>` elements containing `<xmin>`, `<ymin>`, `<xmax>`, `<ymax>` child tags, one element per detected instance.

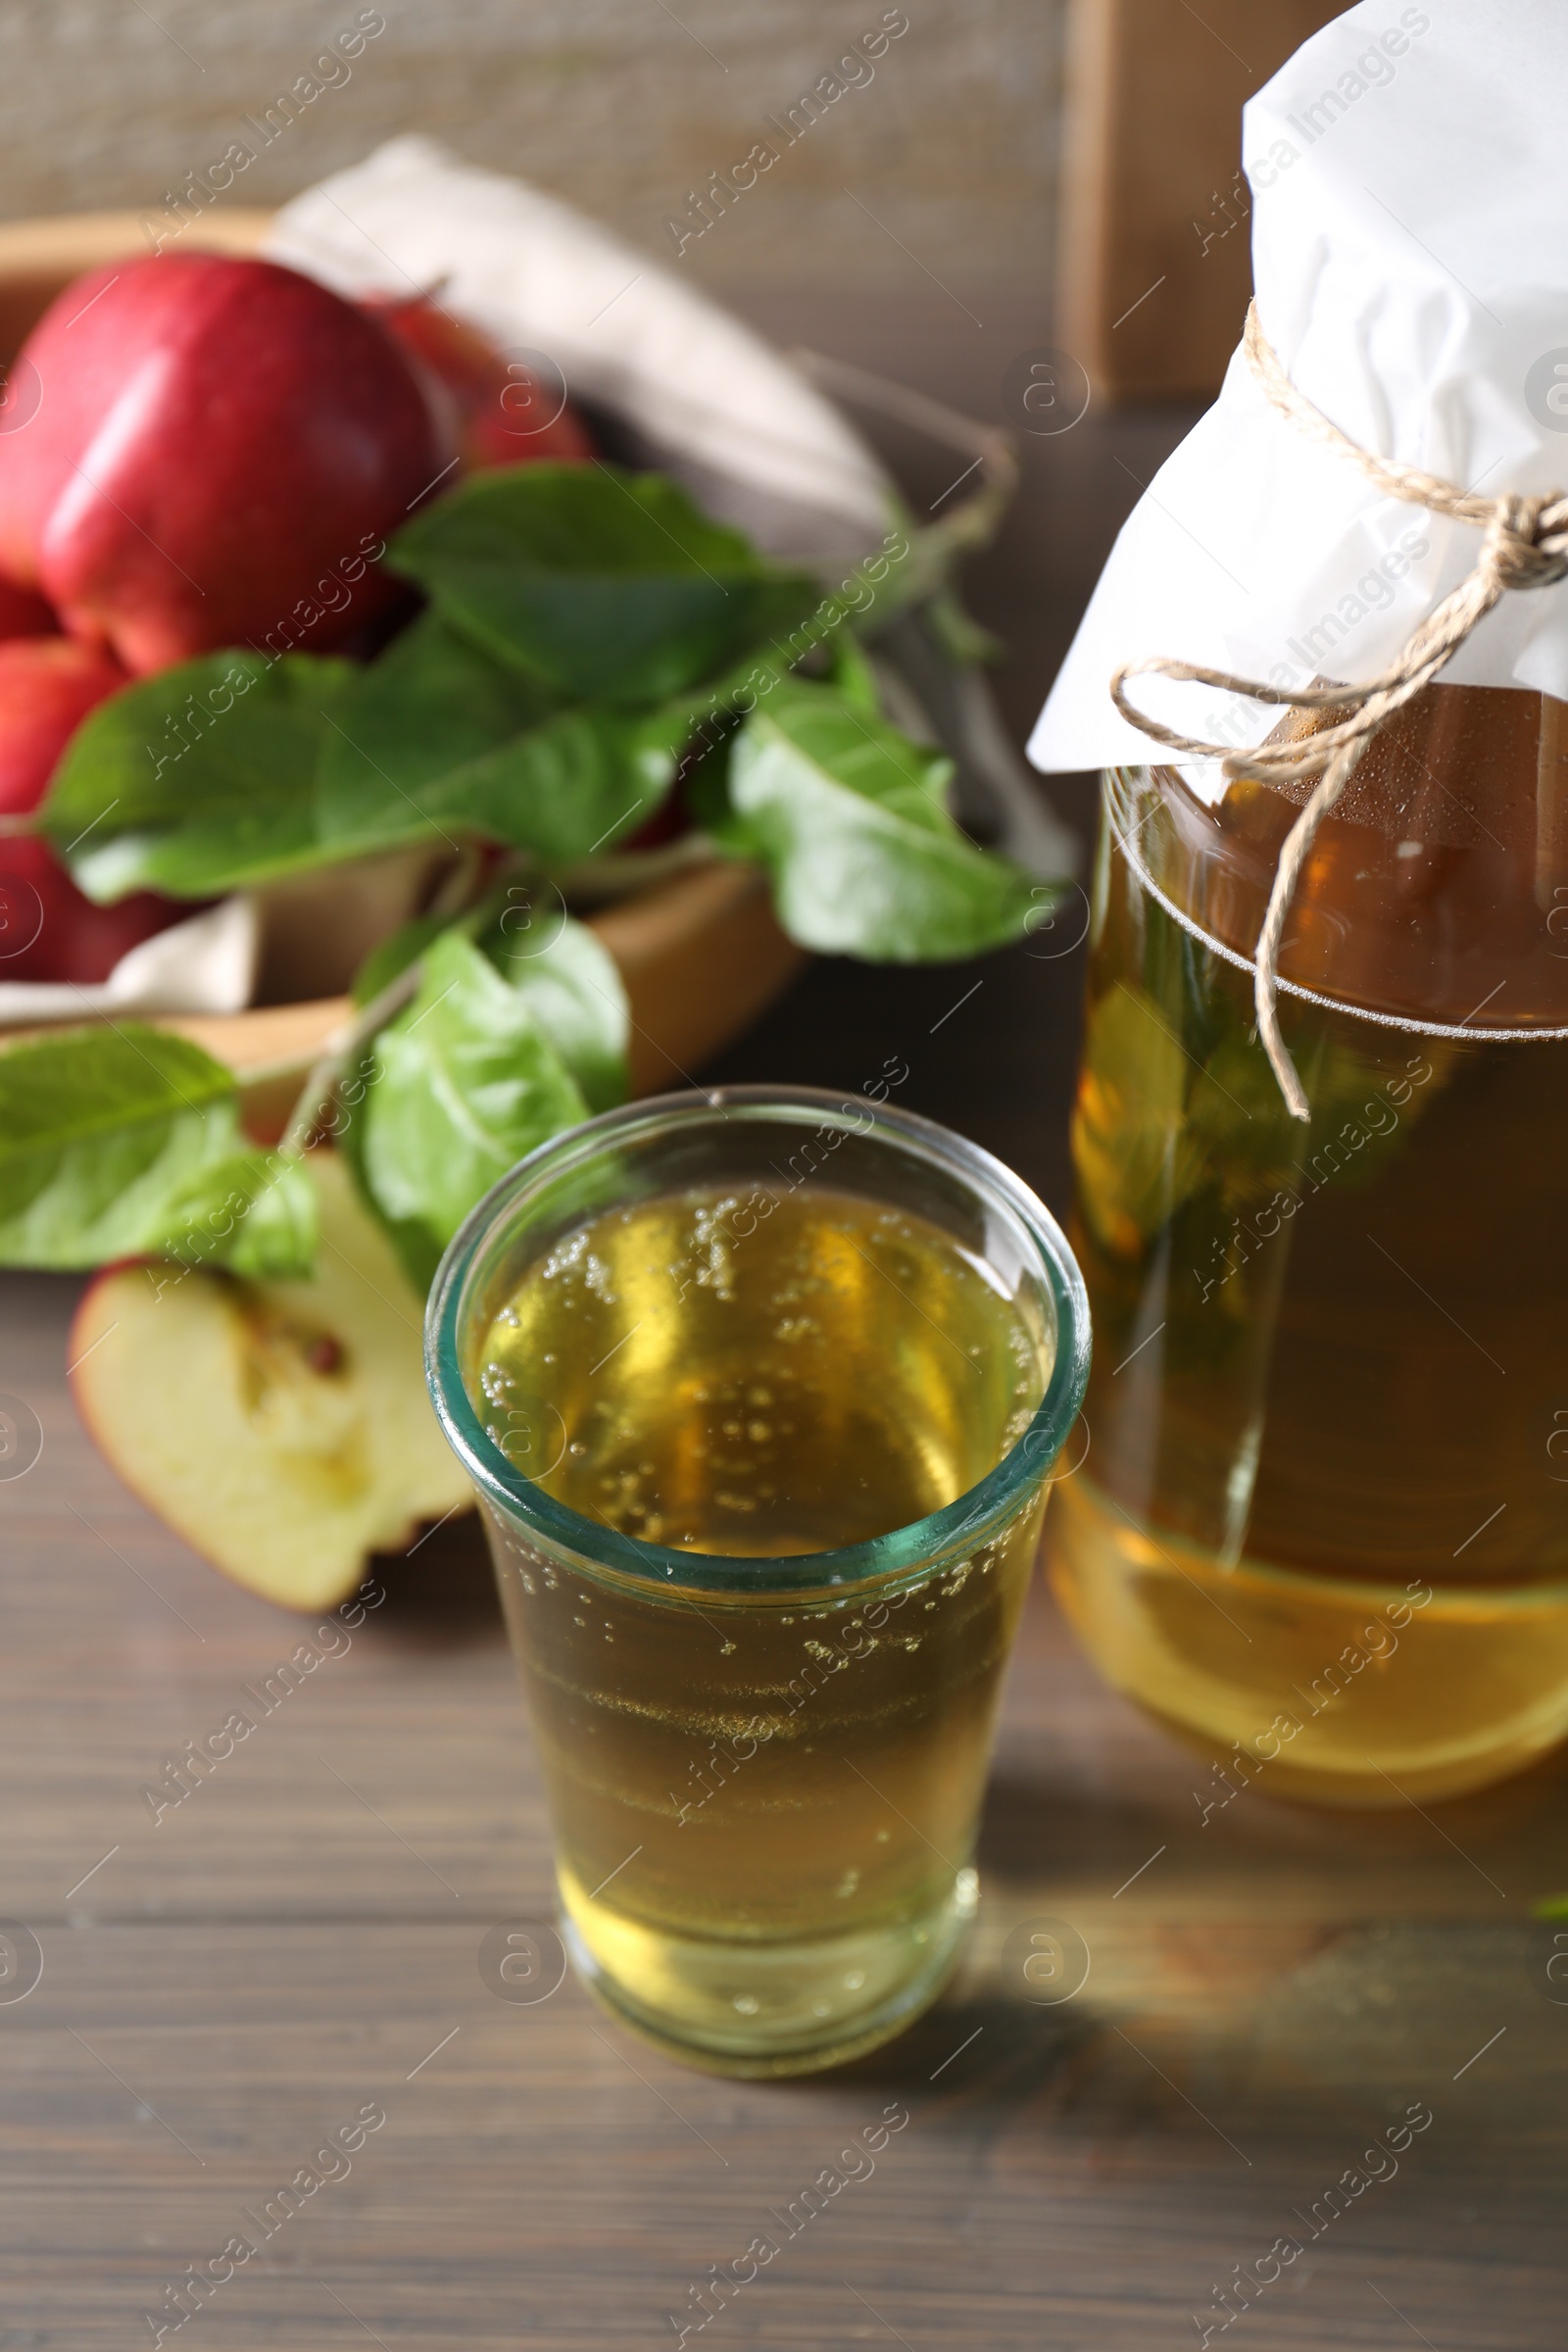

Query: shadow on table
<box><xmin>368</xmin><ymin>1505</ymin><xmax>504</xmax><ymax>1644</ymax></box>
<box><xmin>977</xmin><ymin>1742</ymin><xmax>1568</xmax><ymax>1907</ymax></box>
<box><xmin>760</xmin><ymin>1739</ymin><xmax>1568</xmax><ymax>2166</ymax></box>
<box><xmin>830</xmin><ymin>1984</ymin><xmax>1099</xmax><ymax>2103</ymax></box>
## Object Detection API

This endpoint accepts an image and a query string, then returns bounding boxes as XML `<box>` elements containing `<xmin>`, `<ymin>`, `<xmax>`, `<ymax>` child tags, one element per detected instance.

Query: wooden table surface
<box><xmin>2</xmin><ymin>296</ymin><xmax>1563</xmax><ymax>2352</ymax></box>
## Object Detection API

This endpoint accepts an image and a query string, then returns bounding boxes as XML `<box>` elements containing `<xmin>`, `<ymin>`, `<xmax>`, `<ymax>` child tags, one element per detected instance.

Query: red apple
<box><xmin>0</xmin><ymin>637</ymin><xmax>178</xmax><ymax>981</ymax></box>
<box><xmin>0</xmin><ymin>578</ymin><xmax>57</xmax><ymax>641</ymax></box>
<box><xmin>365</xmin><ymin>295</ymin><xmax>595</xmax><ymax>470</ymax></box>
<box><xmin>0</xmin><ymin>255</ymin><xmax>452</xmax><ymax>675</ymax></box>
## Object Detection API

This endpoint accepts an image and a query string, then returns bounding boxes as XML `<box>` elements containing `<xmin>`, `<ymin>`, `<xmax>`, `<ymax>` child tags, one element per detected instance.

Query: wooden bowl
<box><xmin>0</xmin><ymin>210</ymin><xmax>805</xmax><ymax>1106</ymax></box>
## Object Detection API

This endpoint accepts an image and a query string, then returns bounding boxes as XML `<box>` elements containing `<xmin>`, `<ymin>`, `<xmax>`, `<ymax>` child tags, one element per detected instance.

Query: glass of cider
<box><xmin>425</xmin><ymin>1086</ymin><xmax>1089</xmax><ymax>2076</ymax></box>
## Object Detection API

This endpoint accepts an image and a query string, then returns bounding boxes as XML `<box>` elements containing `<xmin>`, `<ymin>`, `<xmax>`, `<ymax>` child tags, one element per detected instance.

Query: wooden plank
<box><xmin>1058</xmin><ymin>0</ymin><xmax>1344</xmax><ymax>401</ymax></box>
<box><xmin>1</xmin><ymin>1278</ymin><xmax>1562</xmax><ymax>2347</ymax></box>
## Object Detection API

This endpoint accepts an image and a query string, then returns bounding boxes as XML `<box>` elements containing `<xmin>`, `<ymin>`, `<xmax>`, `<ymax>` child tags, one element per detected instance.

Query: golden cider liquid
<box><xmin>471</xmin><ymin>1183</ymin><xmax>1051</xmax><ymax>2072</ymax></box>
<box><xmin>1053</xmin><ymin>686</ymin><xmax>1568</xmax><ymax>1804</ymax></box>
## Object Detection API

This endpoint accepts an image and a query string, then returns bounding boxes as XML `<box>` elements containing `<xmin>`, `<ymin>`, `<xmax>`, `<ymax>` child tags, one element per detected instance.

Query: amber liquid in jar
<box><xmin>1051</xmin><ymin>684</ymin><xmax>1568</xmax><ymax>1802</ymax></box>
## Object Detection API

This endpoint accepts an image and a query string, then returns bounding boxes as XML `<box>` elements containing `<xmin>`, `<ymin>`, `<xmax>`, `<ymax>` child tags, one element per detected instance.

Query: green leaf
<box><xmin>353</xmin><ymin>895</ymin><xmax>630</xmax><ymax>1109</ymax></box>
<box><xmin>330</xmin><ymin>1037</ymin><xmax>425</xmax><ymax>1292</ymax></box>
<box><xmin>40</xmin><ymin>652</ymin><xmax>386</xmax><ymax>903</ymax></box>
<box><xmin>159</xmin><ymin>1150</ymin><xmax>318</xmax><ymax>1280</ymax></box>
<box><xmin>443</xmin><ymin>704</ymin><xmax>691</xmax><ymax>866</ymax></box>
<box><xmin>479</xmin><ymin>912</ymin><xmax>628</xmax><ymax>1113</ymax></box>
<box><xmin>829</xmin><ymin>631</ymin><xmax>883</xmax><ymax>717</ymax></box>
<box><xmin>358</xmin><ymin>932</ymin><xmax>589</xmax><ymax>1288</ymax></box>
<box><xmin>318</xmin><ymin>610</ymin><xmax>557</xmax><ymax>837</ymax></box>
<box><xmin>711</xmin><ymin>681</ymin><xmax>1039</xmax><ymax>960</ymax></box>
<box><xmin>321</xmin><ymin>611</ymin><xmax>690</xmax><ymax>869</ymax></box>
<box><xmin>42</xmin><ymin>617</ymin><xmax>691</xmax><ymax>900</ymax></box>
<box><xmin>0</xmin><ymin>1025</ymin><xmax>313</xmax><ymax>1274</ymax></box>
<box><xmin>40</xmin><ymin>618</ymin><xmax>669</xmax><ymax>900</ymax></box>
<box><xmin>388</xmin><ymin>463</ymin><xmax>818</xmax><ymax>706</ymax></box>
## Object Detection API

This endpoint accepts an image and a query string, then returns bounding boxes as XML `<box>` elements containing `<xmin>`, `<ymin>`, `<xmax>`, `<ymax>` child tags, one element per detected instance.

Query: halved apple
<box><xmin>69</xmin><ymin>1151</ymin><xmax>472</xmax><ymax>1612</ymax></box>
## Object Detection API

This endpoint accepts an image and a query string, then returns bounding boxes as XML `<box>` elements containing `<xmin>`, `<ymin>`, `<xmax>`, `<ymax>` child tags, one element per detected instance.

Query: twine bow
<box><xmin>1110</xmin><ymin>301</ymin><xmax>1568</xmax><ymax>1120</ymax></box>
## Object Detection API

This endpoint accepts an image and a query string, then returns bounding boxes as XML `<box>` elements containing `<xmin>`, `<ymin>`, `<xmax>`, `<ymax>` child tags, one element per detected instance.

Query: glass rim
<box><xmin>424</xmin><ymin>1083</ymin><xmax>1091</xmax><ymax>1596</ymax></box>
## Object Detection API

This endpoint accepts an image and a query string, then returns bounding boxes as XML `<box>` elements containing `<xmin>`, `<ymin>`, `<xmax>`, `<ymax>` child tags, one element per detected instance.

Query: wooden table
<box><xmin>2</xmin><ymin>300</ymin><xmax>1562</xmax><ymax>2352</ymax></box>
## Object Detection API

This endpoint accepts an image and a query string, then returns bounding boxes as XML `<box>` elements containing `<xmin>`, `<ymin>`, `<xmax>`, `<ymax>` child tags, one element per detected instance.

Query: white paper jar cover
<box><xmin>1029</xmin><ymin>0</ymin><xmax>1568</xmax><ymax>792</ymax></box>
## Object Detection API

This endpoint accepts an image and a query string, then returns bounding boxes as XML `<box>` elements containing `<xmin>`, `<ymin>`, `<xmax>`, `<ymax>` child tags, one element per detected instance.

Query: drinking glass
<box><xmin>426</xmin><ymin>1085</ymin><xmax>1090</xmax><ymax>2075</ymax></box>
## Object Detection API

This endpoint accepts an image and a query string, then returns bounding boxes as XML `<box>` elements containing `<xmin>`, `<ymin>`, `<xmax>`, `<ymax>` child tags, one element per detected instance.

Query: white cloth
<box><xmin>1029</xmin><ymin>0</ymin><xmax>1568</xmax><ymax>784</ymax></box>
<box><xmin>266</xmin><ymin>134</ymin><xmax>898</xmax><ymax>568</ymax></box>
<box><xmin>0</xmin><ymin>894</ymin><xmax>257</xmax><ymax>1025</ymax></box>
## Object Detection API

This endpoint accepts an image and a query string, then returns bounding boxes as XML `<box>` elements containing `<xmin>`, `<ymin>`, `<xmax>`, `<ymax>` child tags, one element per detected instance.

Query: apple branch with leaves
<box><xmin>0</xmin><ymin>463</ymin><xmax>1054</xmax><ymax>1293</ymax></box>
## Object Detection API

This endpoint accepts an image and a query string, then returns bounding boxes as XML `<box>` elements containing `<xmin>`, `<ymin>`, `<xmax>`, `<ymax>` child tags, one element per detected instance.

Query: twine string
<box><xmin>1109</xmin><ymin>300</ymin><xmax>1568</xmax><ymax>1121</ymax></box>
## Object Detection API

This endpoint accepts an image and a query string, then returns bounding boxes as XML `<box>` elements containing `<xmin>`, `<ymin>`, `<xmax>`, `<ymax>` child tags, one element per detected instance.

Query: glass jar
<box><xmin>1049</xmin><ymin>681</ymin><xmax>1568</xmax><ymax>1804</ymax></box>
